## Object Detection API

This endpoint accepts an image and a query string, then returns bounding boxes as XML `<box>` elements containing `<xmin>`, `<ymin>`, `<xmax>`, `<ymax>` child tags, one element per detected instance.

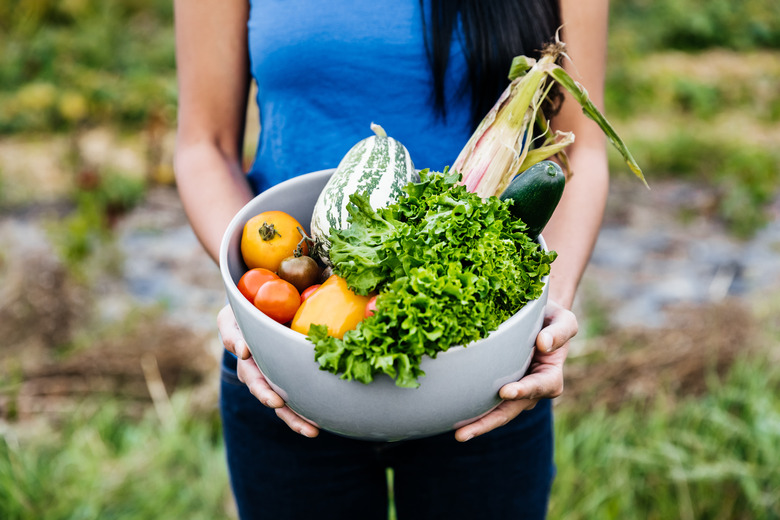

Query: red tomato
<box><xmin>364</xmin><ymin>295</ymin><xmax>378</xmax><ymax>318</ymax></box>
<box><xmin>254</xmin><ymin>279</ymin><xmax>301</xmax><ymax>324</ymax></box>
<box><xmin>237</xmin><ymin>268</ymin><xmax>279</xmax><ymax>302</ymax></box>
<box><xmin>300</xmin><ymin>284</ymin><xmax>321</xmax><ymax>303</ymax></box>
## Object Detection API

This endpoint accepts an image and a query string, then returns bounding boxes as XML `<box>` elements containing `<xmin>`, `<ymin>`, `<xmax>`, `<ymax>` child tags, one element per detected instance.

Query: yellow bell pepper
<box><xmin>290</xmin><ymin>275</ymin><xmax>371</xmax><ymax>339</ymax></box>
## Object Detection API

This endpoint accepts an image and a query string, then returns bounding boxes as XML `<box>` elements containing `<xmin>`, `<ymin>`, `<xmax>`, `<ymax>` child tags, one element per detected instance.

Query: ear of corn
<box><xmin>453</xmin><ymin>40</ymin><xmax>647</xmax><ymax>199</ymax></box>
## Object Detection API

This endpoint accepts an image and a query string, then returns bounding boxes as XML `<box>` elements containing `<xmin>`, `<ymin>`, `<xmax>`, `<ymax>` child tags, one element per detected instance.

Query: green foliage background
<box><xmin>0</xmin><ymin>0</ymin><xmax>779</xmax><ymax>518</ymax></box>
<box><xmin>0</xmin><ymin>0</ymin><xmax>176</xmax><ymax>133</ymax></box>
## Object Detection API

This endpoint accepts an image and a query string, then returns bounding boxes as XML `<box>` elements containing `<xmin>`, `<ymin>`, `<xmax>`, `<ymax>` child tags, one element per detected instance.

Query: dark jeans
<box><xmin>220</xmin><ymin>352</ymin><xmax>554</xmax><ymax>520</ymax></box>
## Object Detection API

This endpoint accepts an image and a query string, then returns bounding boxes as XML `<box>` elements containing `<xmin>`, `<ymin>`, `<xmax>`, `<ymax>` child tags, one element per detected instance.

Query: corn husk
<box><xmin>453</xmin><ymin>41</ymin><xmax>647</xmax><ymax>198</ymax></box>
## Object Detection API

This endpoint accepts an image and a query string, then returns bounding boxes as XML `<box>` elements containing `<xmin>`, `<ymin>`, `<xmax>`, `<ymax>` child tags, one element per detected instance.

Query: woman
<box><xmin>174</xmin><ymin>1</ymin><xmax>608</xmax><ymax>518</ymax></box>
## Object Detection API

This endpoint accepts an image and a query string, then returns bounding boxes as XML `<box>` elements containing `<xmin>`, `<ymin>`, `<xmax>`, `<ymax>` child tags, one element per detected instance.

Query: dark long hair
<box><xmin>420</xmin><ymin>0</ymin><xmax>561</xmax><ymax>129</ymax></box>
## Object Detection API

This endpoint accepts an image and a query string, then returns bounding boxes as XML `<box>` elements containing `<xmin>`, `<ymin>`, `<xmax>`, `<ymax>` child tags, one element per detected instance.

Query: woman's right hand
<box><xmin>217</xmin><ymin>305</ymin><xmax>320</xmax><ymax>438</ymax></box>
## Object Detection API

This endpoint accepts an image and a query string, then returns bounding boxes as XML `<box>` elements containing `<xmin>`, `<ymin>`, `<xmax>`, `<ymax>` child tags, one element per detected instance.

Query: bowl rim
<box><xmin>218</xmin><ymin>168</ymin><xmax>549</xmax><ymax>358</ymax></box>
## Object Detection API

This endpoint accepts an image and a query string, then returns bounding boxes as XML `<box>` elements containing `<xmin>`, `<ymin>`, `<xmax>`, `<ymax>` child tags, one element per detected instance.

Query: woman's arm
<box><xmin>454</xmin><ymin>0</ymin><xmax>610</xmax><ymax>441</ymax></box>
<box><xmin>173</xmin><ymin>0</ymin><xmax>255</xmax><ymax>263</ymax></box>
<box><xmin>544</xmin><ymin>0</ymin><xmax>611</xmax><ymax>309</ymax></box>
<box><xmin>174</xmin><ymin>1</ymin><xmax>319</xmax><ymax>437</ymax></box>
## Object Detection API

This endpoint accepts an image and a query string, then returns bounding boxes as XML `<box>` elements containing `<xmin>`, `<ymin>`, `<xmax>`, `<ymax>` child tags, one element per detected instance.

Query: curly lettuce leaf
<box><xmin>314</xmin><ymin>169</ymin><xmax>556</xmax><ymax>388</ymax></box>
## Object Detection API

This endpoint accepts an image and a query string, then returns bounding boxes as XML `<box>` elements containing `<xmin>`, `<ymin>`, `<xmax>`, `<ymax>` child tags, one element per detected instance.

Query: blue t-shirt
<box><xmin>246</xmin><ymin>0</ymin><xmax>473</xmax><ymax>193</ymax></box>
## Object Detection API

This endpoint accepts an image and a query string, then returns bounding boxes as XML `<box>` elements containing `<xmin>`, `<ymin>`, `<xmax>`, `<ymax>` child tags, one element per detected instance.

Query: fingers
<box><xmin>275</xmin><ymin>406</ymin><xmax>320</xmax><ymax>438</ymax></box>
<box><xmin>454</xmin><ymin>399</ymin><xmax>535</xmax><ymax>442</ymax></box>
<box><xmin>219</xmin><ymin>306</ymin><xmax>319</xmax><ymax>438</ymax></box>
<box><xmin>456</xmin><ymin>369</ymin><xmax>562</xmax><ymax>442</ymax></box>
<box><xmin>217</xmin><ymin>305</ymin><xmax>251</xmax><ymax>359</ymax></box>
<box><xmin>456</xmin><ymin>345</ymin><xmax>568</xmax><ymax>442</ymax></box>
<box><xmin>236</xmin><ymin>357</ymin><xmax>285</xmax><ymax>408</ymax></box>
<box><xmin>498</xmin><ymin>358</ymin><xmax>565</xmax><ymax>402</ymax></box>
<box><xmin>235</xmin><ymin>357</ymin><xmax>320</xmax><ymax>438</ymax></box>
<box><xmin>536</xmin><ymin>301</ymin><xmax>578</xmax><ymax>353</ymax></box>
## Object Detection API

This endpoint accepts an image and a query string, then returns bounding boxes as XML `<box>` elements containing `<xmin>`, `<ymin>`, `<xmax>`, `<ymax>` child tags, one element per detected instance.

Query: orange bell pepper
<box><xmin>290</xmin><ymin>275</ymin><xmax>371</xmax><ymax>339</ymax></box>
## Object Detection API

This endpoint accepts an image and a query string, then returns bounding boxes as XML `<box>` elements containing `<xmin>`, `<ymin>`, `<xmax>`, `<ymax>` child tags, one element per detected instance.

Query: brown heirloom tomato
<box><xmin>278</xmin><ymin>255</ymin><xmax>322</xmax><ymax>293</ymax></box>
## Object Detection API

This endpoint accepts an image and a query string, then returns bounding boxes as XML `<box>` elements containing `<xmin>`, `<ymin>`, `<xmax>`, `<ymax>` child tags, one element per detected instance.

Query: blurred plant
<box><xmin>0</xmin><ymin>0</ymin><xmax>176</xmax><ymax>134</ymax></box>
<box><xmin>0</xmin><ymin>392</ymin><xmax>230</xmax><ymax>519</ymax></box>
<box><xmin>551</xmin><ymin>299</ymin><xmax>780</xmax><ymax>519</ymax></box>
<box><xmin>611</xmin><ymin>132</ymin><xmax>779</xmax><ymax>238</ymax></box>
<box><xmin>0</xmin><ymin>168</ymin><xmax>7</xmax><ymax>209</ymax></box>
<box><xmin>606</xmin><ymin>49</ymin><xmax>780</xmax><ymax>122</ymax></box>
<box><xmin>576</xmin><ymin>286</ymin><xmax>616</xmax><ymax>340</ymax></box>
<box><xmin>49</xmin><ymin>169</ymin><xmax>147</xmax><ymax>278</ymax></box>
<box><xmin>602</xmin><ymin>35</ymin><xmax>780</xmax><ymax>238</ymax></box>
<box><xmin>610</xmin><ymin>0</ymin><xmax>780</xmax><ymax>52</ymax></box>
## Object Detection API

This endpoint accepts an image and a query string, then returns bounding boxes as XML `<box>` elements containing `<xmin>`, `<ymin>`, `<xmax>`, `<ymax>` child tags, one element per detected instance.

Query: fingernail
<box><xmin>263</xmin><ymin>397</ymin><xmax>281</xmax><ymax>409</ymax></box>
<box><xmin>540</xmin><ymin>332</ymin><xmax>553</xmax><ymax>352</ymax></box>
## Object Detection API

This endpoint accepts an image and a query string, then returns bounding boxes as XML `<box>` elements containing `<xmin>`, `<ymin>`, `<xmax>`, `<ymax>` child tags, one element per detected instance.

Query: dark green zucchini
<box><xmin>499</xmin><ymin>160</ymin><xmax>565</xmax><ymax>240</ymax></box>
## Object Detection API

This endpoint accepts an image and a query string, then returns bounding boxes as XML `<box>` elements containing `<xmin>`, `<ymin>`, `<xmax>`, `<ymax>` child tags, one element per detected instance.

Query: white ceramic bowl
<box><xmin>219</xmin><ymin>169</ymin><xmax>548</xmax><ymax>441</ymax></box>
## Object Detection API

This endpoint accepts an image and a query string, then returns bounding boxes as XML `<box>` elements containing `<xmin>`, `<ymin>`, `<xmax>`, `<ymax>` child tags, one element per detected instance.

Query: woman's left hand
<box><xmin>454</xmin><ymin>300</ymin><xmax>578</xmax><ymax>442</ymax></box>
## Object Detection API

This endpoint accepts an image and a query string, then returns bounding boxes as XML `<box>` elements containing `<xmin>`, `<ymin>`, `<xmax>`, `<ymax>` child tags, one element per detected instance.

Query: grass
<box><xmin>551</xmin><ymin>351</ymin><xmax>780</xmax><ymax>519</ymax></box>
<box><xmin>603</xmin><ymin>4</ymin><xmax>780</xmax><ymax>237</ymax></box>
<box><xmin>0</xmin><ymin>392</ymin><xmax>231</xmax><ymax>520</ymax></box>
<box><xmin>603</xmin><ymin>47</ymin><xmax>780</xmax><ymax>237</ymax></box>
<box><xmin>549</xmin><ymin>295</ymin><xmax>780</xmax><ymax>519</ymax></box>
<box><xmin>605</xmin><ymin>49</ymin><xmax>780</xmax><ymax>122</ymax></box>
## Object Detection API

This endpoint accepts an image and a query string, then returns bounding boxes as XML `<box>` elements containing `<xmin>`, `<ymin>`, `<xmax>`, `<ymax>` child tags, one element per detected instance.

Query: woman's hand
<box><xmin>454</xmin><ymin>300</ymin><xmax>578</xmax><ymax>442</ymax></box>
<box><xmin>217</xmin><ymin>305</ymin><xmax>320</xmax><ymax>438</ymax></box>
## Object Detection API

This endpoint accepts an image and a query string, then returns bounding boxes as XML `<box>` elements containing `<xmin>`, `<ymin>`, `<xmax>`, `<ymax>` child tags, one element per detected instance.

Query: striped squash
<box><xmin>311</xmin><ymin>123</ymin><xmax>418</xmax><ymax>263</ymax></box>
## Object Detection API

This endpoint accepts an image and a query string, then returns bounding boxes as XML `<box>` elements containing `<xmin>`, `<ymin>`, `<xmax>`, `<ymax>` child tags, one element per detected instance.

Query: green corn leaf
<box><xmin>519</xmin><ymin>132</ymin><xmax>575</xmax><ymax>173</ymax></box>
<box><xmin>548</xmin><ymin>65</ymin><xmax>648</xmax><ymax>188</ymax></box>
<box><xmin>533</xmin><ymin>111</ymin><xmax>572</xmax><ymax>175</ymax></box>
<box><xmin>508</xmin><ymin>55</ymin><xmax>535</xmax><ymax>81</ymax></box>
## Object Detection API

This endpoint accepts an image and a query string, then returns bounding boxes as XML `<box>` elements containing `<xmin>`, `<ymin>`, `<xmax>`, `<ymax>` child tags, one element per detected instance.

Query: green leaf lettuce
<box><xmin>311</xmin><ymin>169</ymin><xmax>556</xmax><ymax>388</ymax></box>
